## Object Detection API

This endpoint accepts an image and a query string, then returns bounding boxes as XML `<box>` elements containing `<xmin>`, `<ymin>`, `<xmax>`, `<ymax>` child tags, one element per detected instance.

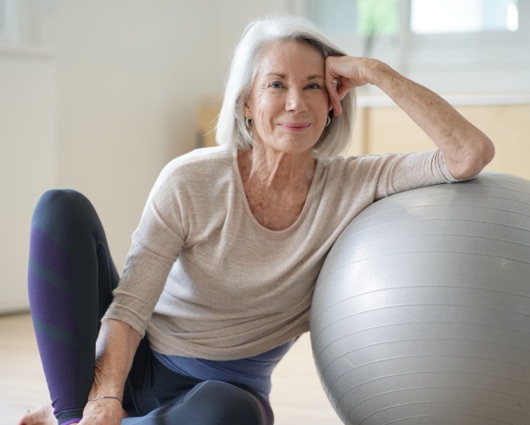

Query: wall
<box><xmin>39</xmin><ymin>0</ymin><xmax>288</xmax><ymax>272</ymax></box>
<box><xmin>0</xmin><ymin>47</ymin><xmax>56</xmax><ymax>312</ymax></box>
<box><xmin>0</xmin><ymin>0</ymin><xmax>289</xmax><ymax>312</ymax></box>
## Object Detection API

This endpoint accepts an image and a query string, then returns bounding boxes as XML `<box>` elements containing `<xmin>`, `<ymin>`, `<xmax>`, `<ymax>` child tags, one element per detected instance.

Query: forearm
<box><xmin>370</xmin><ymin>61</ymin><xmax>495</xmax><ymax>179</ymax></box>
<box><xmin>326</xmin><ymin>56</ymin><xmax>494</xmax><ymax>179</ymax></box>
<box><xmin>90</xmin><ymin>318</ymin><xmax>141</xmax><ymax>398</ymax></box>
<box><xmin>80</xmin><ymin>319</ymin><xmax>142</xmax><ymax>424</ymax></box>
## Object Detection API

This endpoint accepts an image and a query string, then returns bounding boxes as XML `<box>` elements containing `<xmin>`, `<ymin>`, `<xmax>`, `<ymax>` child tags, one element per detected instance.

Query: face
<box><xmin>244</xmin><ymin>40</ymin><xmax>330</xmax><ymax>155</ymax></box>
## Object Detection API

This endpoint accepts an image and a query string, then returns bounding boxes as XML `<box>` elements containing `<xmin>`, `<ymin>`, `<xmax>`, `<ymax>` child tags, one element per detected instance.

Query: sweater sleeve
<box><xmin>373</xmin><ymin>149</ymin><xmax>461</xmax><ymax>200</ymax></box>
<box><xmin>103</xmin><ymin>160</ymin><xmax>187</xmax><ymax>337</ymax></box>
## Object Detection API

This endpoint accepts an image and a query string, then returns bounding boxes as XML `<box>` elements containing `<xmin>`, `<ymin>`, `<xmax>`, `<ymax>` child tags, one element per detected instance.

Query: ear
<box><xmin>244</xmin><ymin>99</ymin><xmax>252</xmax><ymax>118</ymax></box>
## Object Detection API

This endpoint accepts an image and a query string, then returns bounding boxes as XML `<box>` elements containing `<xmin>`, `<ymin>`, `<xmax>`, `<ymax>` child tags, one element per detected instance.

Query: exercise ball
<box><xmin>311</xmin><ymin>173</ymin><xmax>530</xmax><ymax>425</ymax></box>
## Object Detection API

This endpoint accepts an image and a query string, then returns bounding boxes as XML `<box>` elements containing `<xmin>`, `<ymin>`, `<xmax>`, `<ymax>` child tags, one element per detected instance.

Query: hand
<box><xmin>78</xmin><ymin>399</ymin><xmax>125</xmax><ymax>425</ymax></box>
<box><xmin>324</xmin><ymin>55</ymin><xmax>494</xmax><ymax>179</ymax></box>
<box><xmin>325</xmin><ymin>56</ymin><xmax>388</xmax><ymax>116</ymax></box>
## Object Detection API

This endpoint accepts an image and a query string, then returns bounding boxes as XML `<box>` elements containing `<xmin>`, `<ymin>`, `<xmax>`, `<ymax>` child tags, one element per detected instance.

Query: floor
<box><xmin>0</xmin><ymin>313</ymin><xmax>343</xmax><ymax>425</ymax></box>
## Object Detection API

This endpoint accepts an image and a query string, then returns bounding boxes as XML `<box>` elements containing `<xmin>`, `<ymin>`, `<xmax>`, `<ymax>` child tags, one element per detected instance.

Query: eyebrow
<box><xmin>265</xmin><ymin>73</ymin><xmax>325</xmax><ymax>80</ymax></box>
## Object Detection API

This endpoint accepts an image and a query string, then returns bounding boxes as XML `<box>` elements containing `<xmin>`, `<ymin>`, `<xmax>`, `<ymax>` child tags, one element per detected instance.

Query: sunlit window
<box><xmin>411</xmin><ymin>0</ymin><xmax>519</xmax><ymax>34</ymax></box>
<box><xmin>297</xmin><ymin>0</ymin><xmax>528</xmax><ymax>93</ymax></box>
<box><xmin>305</xmin><ymin>0</ymin><xmax>519</xmax><ymax>36</ymax></box>
<box><xmin>358</xmin><ymin>0</ymin><xmax>399</xmax><ymax>37</ymax></box>
<box><xmin>305</xmin><ymin>0</ymin><xmax>399</xmax><ymax>37</ymax></box>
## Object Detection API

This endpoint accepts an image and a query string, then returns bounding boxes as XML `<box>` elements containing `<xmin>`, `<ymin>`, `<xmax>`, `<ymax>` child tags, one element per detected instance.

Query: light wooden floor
<box><xmin>0</xmin><ymin>313</ymin><xmax>343</xmax><ymax>425</ymax></box>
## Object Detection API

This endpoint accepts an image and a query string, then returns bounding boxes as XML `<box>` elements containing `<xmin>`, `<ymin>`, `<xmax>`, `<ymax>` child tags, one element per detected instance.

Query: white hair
<box><xmin>215</xmin><ymin>14</ymin><xmax>356</xmax><ymax>157</ymax></box>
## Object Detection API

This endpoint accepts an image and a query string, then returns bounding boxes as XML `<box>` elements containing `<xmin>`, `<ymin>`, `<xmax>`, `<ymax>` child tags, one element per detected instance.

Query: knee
<box><xmin>184</xmin><ymin>381</ymin><xmax>269</xmax><ymax>425</ymax></box>
<box><xmin>33</xmin><ymin>189</ymin><xmax>97</xmax><ymax>230</ymax></box>
<box><xmin>36</xmin><ymin>189</ymin><xmax>91</xmax><ymax>215</ymax></box>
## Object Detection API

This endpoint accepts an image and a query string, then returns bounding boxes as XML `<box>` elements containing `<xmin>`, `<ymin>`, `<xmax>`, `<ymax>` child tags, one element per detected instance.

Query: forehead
<box><xmin>255</xmin><ymin>40</ymin><xmax>325</xmax><ymax>77</ymax></box>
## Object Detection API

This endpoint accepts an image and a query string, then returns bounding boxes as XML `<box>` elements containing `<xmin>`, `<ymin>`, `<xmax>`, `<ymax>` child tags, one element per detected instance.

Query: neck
<box><xmin>238</xmin><ymin>145</ymin><xmax>316</xmax><ymax>192</ymax></box>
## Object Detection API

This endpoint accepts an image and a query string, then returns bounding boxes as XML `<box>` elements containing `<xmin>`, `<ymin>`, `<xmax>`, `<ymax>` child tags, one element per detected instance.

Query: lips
<box><xmin>280</xmin><ymin>123</ymin><xmax>311</xmax><ymax>131</ymax></box>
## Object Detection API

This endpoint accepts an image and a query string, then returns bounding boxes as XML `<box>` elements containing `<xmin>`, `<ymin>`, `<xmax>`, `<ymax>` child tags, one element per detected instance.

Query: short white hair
<box><xmin>215</xmin><ymin>14</ymin><xmax>356</xmax><ymax>157</ymax></box>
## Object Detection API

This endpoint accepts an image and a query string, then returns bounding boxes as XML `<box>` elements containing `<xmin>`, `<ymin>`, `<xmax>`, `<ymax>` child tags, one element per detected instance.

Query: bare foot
<box><xmin>19</xmin><ymin>403</ymin><xmax>58</xmax><ymax>425</ymax></box>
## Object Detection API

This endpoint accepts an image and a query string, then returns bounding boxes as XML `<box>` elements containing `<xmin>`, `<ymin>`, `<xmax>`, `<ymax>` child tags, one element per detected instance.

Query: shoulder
<box><xmin>148</xmin><ymin>146</ymin><xmax>235</xmax><ymax>202</ymax></box>
<box><xmin>144</xmin><ymin>147</ymin><xmax>236</xmax><ymax>222</ymax></box>
<box><xmin>154</xmin><ymin>146</ymin><xmax>235</xmax><ymax>189</ymax></box>
<box><xmin>161</xmin><ymin>146</ymin><xmax>233</xmax><ymax>177</ymax></box>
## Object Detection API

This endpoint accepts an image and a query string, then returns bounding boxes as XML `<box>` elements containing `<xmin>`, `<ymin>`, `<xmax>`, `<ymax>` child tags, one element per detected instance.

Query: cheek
<box><xmin>313</xmin><ymin>98</ymin><xmax>331</xmax><ymax>123</ymax></box>
<box><xmin>256</xmin><ymin>92</ymin><xmax>280</xmax><ymax>111</ymax></box>
<box><xmin>254</xmin><ymin>94</ymin><xmax>282</xmax><ymax>125</ymax></box>
<box><xmin>318</xmin><ymin>93</ymin><xmax>331</xmax><ymax>111</ymax></box>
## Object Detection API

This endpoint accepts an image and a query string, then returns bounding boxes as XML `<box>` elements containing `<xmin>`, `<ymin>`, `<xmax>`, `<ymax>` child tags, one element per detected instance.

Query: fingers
<box><xmin>325</xmin><ymin>55</ymin><xmax>361</xmax><ymax>116</ymax></box>
<box><xmin>326</xmin><ymin>77</ymin><xmax>343</xmax><ymax>116</ymax></box>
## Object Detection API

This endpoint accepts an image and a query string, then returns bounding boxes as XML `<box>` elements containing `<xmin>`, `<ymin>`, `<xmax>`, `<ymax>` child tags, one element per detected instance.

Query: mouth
<box><xmin>280</xmin><ymin>123</ymin><xmax>311</xmax><ymax>131</ymax></box>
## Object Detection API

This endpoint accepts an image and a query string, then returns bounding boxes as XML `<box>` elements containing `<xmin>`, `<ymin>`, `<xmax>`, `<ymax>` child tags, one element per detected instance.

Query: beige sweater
<box><xmin>103</xmin><ymin>146</ymin><xmax>457</xmax><ymax>360</ymax></box>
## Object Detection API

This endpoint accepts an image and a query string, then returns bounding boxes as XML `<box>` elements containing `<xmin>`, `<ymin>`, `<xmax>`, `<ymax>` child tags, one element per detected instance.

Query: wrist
<box><xmin>368</xmin><ymin>59</ymin><xmax>396</xmax><ymax>88</ymax></box>
<box><xmin>88</xmin><ymin>395</ymin><xmax>123</xmax><ymax>404</ymax></box>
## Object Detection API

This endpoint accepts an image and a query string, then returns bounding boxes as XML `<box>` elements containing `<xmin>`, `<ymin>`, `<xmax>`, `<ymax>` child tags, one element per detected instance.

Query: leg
<box><xmin>26</xmin><ymin>190</ymin><xmax>119</xmax><ymax>424</ymax></box>
<box><xmin>123</xmin><ymin>381</ymin><xmax>272</xmax><ymax>425</ymax></box>
<box><xmin>123</xmin><ymin>344</ymin><xmax>273</xmax><ymax>425</ymax></box>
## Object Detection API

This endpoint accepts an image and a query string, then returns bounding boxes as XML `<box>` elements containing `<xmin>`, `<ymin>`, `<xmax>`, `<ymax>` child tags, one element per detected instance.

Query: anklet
<box><xmin>88</xmin><ymin>395</ymin><xmax>122</xmax><ymax>404</ymax></box>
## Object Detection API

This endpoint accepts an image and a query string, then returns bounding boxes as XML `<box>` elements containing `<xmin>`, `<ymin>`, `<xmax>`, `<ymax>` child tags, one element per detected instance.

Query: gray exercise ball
<box><xmin>311</xmin><ymin>173</ymin><xmax>530</xmax><ymax>425</ymax></box>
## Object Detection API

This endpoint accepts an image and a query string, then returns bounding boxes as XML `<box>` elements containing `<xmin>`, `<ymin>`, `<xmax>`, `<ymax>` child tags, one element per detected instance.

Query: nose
<box><xmin>285</xmin><ymin>88</ymin><xmax>307</xmax><ymax>112</ymax></box>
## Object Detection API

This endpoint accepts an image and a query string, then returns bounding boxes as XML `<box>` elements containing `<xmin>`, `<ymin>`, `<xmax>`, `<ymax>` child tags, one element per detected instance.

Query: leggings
<box><xmin>28</xmin><ymin>189</ymin><xmax>273</xmax><ymax>425</ymax></box>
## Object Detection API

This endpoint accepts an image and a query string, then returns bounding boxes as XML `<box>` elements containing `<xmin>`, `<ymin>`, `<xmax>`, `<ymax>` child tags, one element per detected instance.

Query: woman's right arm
<box><xmin>79</xmin><ymin>319</ymin><xmax>142</xmax><ymax>425</ymax></box>
<box><xmin>78</xmin><ymin>159</ymin><xmax>188</xmax><ymax>424</ymax></box>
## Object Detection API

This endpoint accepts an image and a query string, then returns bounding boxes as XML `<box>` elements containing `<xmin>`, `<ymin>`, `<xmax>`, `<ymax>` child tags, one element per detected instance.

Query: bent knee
<box><xmin>36</xmin><ymin>189</ymin><xmax>91</xmax><ymax>214</ymax></box>
<box><xmin>33</xmin><ymin>189</ymin><xmax>98</xmax><ymax>230</ymax></box>
<box><xmin>184</xmin><ymin>381</ymin><xmax>269</xmax><ymax>425</ymax></box>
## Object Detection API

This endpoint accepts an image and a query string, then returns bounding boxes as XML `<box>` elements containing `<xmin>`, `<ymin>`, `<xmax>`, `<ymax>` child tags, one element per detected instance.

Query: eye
<box><xmin>268</xmin><ymin>81</ymin><xmax>284</xmax><ymax>89</ymax></box>
<box><xmin>306</xmin><ymin>82</ymin><xmax>322</xmax><ymax>90</ymax></box>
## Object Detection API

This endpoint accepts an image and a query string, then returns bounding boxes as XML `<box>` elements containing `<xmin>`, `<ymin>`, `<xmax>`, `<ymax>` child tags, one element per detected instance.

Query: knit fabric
<box><xmin>104</xmin><ymin>146</ymin><xmax>457</xmax><ymax>360</ymax></box>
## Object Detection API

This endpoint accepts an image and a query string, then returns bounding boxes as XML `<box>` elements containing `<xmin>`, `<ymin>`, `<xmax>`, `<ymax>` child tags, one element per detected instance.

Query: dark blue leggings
<box><xmin>28</xmin><ymin>189</ymin><xmax>273</xmax><ymax>425</ymax></box>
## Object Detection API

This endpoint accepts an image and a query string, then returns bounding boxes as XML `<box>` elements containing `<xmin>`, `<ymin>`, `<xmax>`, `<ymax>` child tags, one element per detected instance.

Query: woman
<box><xmin>21</xmin><ymin>14</ymin><xmax>494</xmax><ymax>425</ymax></box>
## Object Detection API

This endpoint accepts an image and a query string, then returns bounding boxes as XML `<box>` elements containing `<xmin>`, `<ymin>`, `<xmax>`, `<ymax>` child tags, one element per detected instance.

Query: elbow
<box><xmin>474</xmin><ymin>134</ymin><xmax>496</xmax><ymax>175</ymax></box>
<box><xmin>447</xmin><ymin>135</ymin><xmax>496</xmax><ymax>180</ymax></box>
<box><xmin>482</xmin><ymin>135</ymin><xmax>496</xmax><ymax>167</ymax></box>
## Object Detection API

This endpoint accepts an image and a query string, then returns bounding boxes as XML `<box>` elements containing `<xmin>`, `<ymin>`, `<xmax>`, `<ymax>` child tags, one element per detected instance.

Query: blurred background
<box><xmin>1</xmin><ymin>0</ymin><xmax>529</xmax><ymax>314</ymax></box>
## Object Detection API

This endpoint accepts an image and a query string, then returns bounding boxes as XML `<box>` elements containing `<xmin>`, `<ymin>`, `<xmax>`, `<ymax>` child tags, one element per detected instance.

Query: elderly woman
<box><xmin>21</xmin><ymin>14</ymin><xmax>494</xmax><ymax>425</ymax></box>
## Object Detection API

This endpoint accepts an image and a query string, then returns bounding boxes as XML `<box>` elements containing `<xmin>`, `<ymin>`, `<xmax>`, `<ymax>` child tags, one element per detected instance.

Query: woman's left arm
<box><xmin>326</xmin><ymin>57</ymin><xmax>495</xmax><ymax>180</ymax></box>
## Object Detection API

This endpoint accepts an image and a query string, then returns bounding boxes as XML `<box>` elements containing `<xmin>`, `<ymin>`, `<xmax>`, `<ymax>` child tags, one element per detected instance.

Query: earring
<box><xmin>325</xmin><ymin>115</ymin><xmax>331</xmax><ymax>127</ymax></box>
<box><xmin>245</xmin><ymin>117</ymin><xmax>253</xmax><ymax>128</ymax></box>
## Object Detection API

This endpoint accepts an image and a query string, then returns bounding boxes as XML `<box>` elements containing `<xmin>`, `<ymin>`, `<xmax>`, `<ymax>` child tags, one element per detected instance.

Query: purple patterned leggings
<box><xmin>28</xmin><ymin>189</ymin><xmax>272</xmax><ymax>425</ymax></box>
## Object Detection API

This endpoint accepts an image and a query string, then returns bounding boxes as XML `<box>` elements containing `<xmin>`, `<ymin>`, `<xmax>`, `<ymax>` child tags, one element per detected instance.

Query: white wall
<box><xmin>0</xmin><ymin>47</ymin><xmax>56</xmax><ymax>312</ymax></box>
<box><xmin>0</xmin><ymin>0</ymin><xmax>289</xmax><ymax>312</ymax></box>
<box><xmin>38</xmin><ymin>0</ymin><xmax>291</xmax><ymax>271</ymax></box>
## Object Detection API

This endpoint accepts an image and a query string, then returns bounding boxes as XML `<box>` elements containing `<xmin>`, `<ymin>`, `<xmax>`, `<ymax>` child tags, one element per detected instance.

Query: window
<box><xmin>305</xmin><ymin>0</ymin><xmax>399</xmax><ymax>38</ymax></box>
<box><xmin>288</xmin><ymin>0</ymin><xmax>529</xmax><ymax>93</ymax></box>
<box><xmin>0</xmin><ymin>0</ymin><xmax>17</xmax><ymax>45</ymax></box>
<box><xmin>0</xmin><ymin>0</ymin><xmax>48</xmax><ymax>48</ymax></box>
<box><xmin>411</xmin><ymin>0</ymin><xmax>519</xmax><ymax>34</ymax></box>
<box><xmin>302</xmin><ymin>0</ymin><xmax>519</xmax><ymax>36</ymax></box>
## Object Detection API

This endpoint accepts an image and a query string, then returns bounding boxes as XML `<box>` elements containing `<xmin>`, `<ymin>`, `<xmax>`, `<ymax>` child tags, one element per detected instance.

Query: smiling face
<box><xmin>244</xmin><ymin>40</ymin><xmax>330</xmax><ymax>155</ymax></box>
